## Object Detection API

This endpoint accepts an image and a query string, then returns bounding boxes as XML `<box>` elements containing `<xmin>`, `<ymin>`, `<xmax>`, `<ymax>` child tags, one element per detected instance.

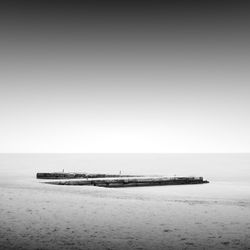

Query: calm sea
<box><xmin>0</xmin><ymin>153</ymin><xmax>250</xmax><ymax>182</ymax></box>
<box><xmin>0</xmin><ymin>154</ymin><xmax>250</xmax><ymax>183</ymax></box>
<box><xmin>1</xmin><ymin>154</ymin><xmax>250</xmax><ymax>202</ymax></box>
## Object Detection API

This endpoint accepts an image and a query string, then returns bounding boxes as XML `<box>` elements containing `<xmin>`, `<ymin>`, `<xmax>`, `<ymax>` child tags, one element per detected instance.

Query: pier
<box><xmin>36</xmin><ymin>172</ymin><xmax>142</xmax><ymax>179</ymax></box>
<box><xmin>37</xmin><ymin>174</ymin><xmax>209</xmax><ymax>188</ymax></box>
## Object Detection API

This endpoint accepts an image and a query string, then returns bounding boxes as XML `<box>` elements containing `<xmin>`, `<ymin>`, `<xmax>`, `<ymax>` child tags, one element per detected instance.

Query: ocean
<box><xmin>1</xmin><ymin>153</ymin><xmax>250</xmax><ymax>181</ymax></box>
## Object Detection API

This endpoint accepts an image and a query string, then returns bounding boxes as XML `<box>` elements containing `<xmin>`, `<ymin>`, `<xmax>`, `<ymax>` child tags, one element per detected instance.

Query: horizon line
<box><xmin>0</xmin><ymin>152</ymin><xmax>250</xmax><ymax>154</ymax></box>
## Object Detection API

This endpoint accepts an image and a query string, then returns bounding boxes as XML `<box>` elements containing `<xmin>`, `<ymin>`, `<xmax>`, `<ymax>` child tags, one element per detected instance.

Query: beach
<box><xmin>1</xmin><ymin>154</ymin><xmax>250</xmax><ymax>249</ymax></box>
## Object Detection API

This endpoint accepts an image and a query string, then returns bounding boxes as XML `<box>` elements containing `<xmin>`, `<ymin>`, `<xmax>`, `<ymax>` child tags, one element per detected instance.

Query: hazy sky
<box><xmin>0</xmin><ymin>1</ymin><xmax>250</xmax><ymax>153</ymax></box>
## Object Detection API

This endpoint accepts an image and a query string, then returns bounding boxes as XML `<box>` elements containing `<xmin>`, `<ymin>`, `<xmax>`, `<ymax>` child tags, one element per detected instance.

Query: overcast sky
<box><xmin>0</xmin><ymin>1</ymin><xmax>250</xmax><ymax>153</ymax></box>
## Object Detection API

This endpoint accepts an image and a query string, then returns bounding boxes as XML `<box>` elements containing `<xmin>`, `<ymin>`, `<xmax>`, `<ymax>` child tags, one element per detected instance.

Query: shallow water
<box><xmin>1</xmin><ymin>153</ymin><xmax>250</xmax><ymax>180</ymax></box>
<box><xmin>1</xmin><ymin>153</ymin><xmax>250</xmax><ymax>204</ymax></box>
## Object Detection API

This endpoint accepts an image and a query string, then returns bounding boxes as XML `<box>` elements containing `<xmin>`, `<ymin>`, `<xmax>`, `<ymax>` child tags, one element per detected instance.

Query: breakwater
<box><xmin>43</xmin><ymin>176</ymin><xmax>209</xmax><ymax>188</ymax></box>
<box><xmin>37</xmin><ymin>172</ymin><xmax>142</xmax><ymax>179</ymax></box>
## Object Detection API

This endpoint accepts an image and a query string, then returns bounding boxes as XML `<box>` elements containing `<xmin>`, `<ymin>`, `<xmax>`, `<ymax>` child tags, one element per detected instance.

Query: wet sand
<box><xmin>1</xmin><ymin>178</ymin><xmax>250</xmax><ymax>250</ymax></box>
<box><xmin>1</xmin><ymin>154</ymin><xmax>250</xmax><ymax>249</ymax></box>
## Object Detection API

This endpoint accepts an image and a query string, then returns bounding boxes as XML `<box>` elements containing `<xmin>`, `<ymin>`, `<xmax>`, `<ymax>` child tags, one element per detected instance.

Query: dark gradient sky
<box><xmin>1</xmin><ymin>1</ymin><xmax>250</xmax><ymax>153</ymax></box>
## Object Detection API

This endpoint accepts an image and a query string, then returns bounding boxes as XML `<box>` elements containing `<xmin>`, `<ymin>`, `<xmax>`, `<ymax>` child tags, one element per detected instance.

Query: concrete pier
<box><xmin>43</xmin><ymin>176</ymin><xmax>209</xmax><ymax>188</ymax></box>
<box><xmin>37</xmin><ymin>172</ymin><xmax>142</xmax><ymax>179</ymax></box>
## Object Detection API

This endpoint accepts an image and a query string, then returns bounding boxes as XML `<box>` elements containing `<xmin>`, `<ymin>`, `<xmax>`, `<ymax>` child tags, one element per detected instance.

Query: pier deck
<box><xmin>39</xmin><ymin>175</ymin><xmax>209</xmax><ymax>188</ymax></box>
